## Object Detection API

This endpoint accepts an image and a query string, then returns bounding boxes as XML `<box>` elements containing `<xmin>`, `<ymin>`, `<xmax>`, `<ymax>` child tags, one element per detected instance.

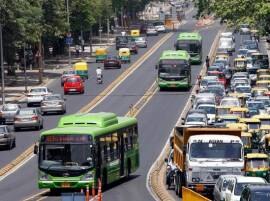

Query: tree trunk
<box><xmin>89</xmin><ymin>25</ymin><xmax>93</xmax><ymax>56</ymax></box>
<box><xmin>38</xmin><ymin>40</ymin><xmax>43</xmax><ymax>84</ymax></box>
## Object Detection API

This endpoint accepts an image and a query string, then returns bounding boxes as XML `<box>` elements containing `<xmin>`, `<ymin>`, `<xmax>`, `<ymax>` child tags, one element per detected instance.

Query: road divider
<box><xmin>147</xmin><ymin>25</ymin><xmax>225</xmax><ymax>201</ymax></box>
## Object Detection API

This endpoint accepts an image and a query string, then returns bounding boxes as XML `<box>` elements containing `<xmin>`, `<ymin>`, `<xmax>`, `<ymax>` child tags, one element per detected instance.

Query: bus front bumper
<box><xmin>158</xmin><ymin>81</ymin><xmax>189</xmax><ymax>89</ymax></box>
<box><xmin>39</xmin><ymin>180</ymin><xmax>94</xmax><ymax>189</ymax></box>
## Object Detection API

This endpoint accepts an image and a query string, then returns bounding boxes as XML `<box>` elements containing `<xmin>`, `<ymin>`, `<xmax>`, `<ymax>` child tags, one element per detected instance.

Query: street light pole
<box><xmin>23</xmin><ymin>43</ymin><xmax>27</xmax><ymax>93</ymax></box>
<box><xmin>66</xmin><ymin>0</ymin><xmax>71</xmax><ymax>66</ymax></box>
<box><xmin>0</xmin><ymin>23</ymin><xmax>5</xmax><ymax>105</ymax></box>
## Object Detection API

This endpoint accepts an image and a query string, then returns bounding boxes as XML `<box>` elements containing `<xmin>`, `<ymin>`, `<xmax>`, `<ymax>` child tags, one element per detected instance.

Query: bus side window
<box><xmin>128</xmin><ymin>128</ymin><xmax>133</xmax><ymax>149</ymax></box>
<box><xmin>99</xmin><ymin>137</ymin><xmax>106</xmax><ymax>164</ymax></box>
<box><xmin>133</xmin><ymin>125</ymin><xmax>138</xmax><ymax>144</ymax></box>
<box><xmin>105</xmin><ymin>135</ymin><xmax>112</xmax><ymax>162</ymax></box>
<box><xmin>123</xmin><ymin>131</ymin><xmax>129</xmax><ymax>151</ymax></box>
<box><xmin>112</xmin><ymin>133</ymin><xmax>119</xmax><ymax>160</ymax></box>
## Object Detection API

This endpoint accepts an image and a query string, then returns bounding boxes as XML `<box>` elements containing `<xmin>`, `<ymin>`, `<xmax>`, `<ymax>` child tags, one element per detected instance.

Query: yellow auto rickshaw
<box><xmin>245</xmin><ymin>153</ymin><xmax>269</xmax><ymax>181</ymax></box>
<box><xmin>256</xmin><ymin>80</ymin><xmax>270</xmax><ymax>89</ymax></box>
<box><xmin>95</xmin><ymin>48</ymin><xmax>108</xmax><ymax>63</ymax></box>
<box><xmin>228</xmin><ymin>93</ymin><xmax>247</xmax><ymax>106</ymax></box>
<box><xmin>258</xmin><ymin>75</ymin><xmax>270</xmax><ymax>81</ymax></box>
<box><xmin>226</xmin><ymin>122</ymin><xmax>248</xmax><ymax>132</ymax></box>
<box><xmin>251</xmin><ymin>87</ymin><xmax>268</xmax><ymax>97</ymax></box>
<box><xmin>257</xmin><ymin>69</ymin><xmax>270</xmax><ymax>77</ymax></box>
<box><xmin>241</xmin><ymin>132</ymin><xmax>252</xmax><ymax>154</ymax></box>
<box><xmin>130</xmin><ymin>29</ymin><xmax>140</xmax><ymax>38</ymax></box>
<box><xmin>240</xmin><ymin>118</ymin><xmax>261</xmax><ymax>133</ymax></box>
<box><xmin>119</xmin><ymin>48</ymin><xmax>131</xmax><ymax>63</ymax></box>
<box><xmin>230</xmin><ymin>107</ymin><xmax>249</xmax><ymax>118</ymax></box>
<box><xmin>217</xmin><ymin>114</ymin><xmax>240</xmax><ymax>124</ymax></box>
<box><xmin>73</xmin><ymin>61</ymin><xmax>88</xmax><ymax>80</ymax></box>
<box><xmin>233</xmin><ymin>58</ymin><xmax>247</xmax><ymax>72</ymax></box>
<box><xmin>216</xmin><ymin>106</ymin><xmax>233</xmax><ymax>119</ymax></box>
<box><xmin>253</xmin><ymin>114</ymin><xmax>270</xmax><ymax>129</ymax></box>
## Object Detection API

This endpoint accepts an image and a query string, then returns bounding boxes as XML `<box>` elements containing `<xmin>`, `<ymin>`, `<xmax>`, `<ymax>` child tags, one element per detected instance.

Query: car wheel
<box><xmin>64</xmin><ymin>91</ymin><xmax>67</xmax><ymax>95</ymax></box>
<box><xmin>27</xmin><ymin>103</ymin><xmax>31</xmax><ymax>107</ymax></box>
<box><xmin>62</xmin><ymin>109</ymin><xmax>66</xmax><ymax>114</ymax></box>
<box><xmin>81</xmin><ymin>90</ymin><xmax>85</xmax><ymax>94</ymax></box>
<box><xmin>118</xmin><ymin>65</ymin><xmax>121</xmax><ymax>69</ymax></box>
<box><xmin>13</xmin><ymin>140</ymin><xmax>16</xmax><ymax>148</ymax></box>
<box><xmin>8</xmin><ymin>142</ymin><xmax>13</xmax><ymax>150</ymax></box>
<box><xmin>14</xmin><ymin>127</ymin><xmax>19</xmax><ymax>132</ymax></box>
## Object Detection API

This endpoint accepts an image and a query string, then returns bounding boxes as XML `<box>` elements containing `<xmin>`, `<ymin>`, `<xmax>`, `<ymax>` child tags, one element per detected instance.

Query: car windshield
<box><xmin>261</xmin><ymin>119</ymin><xmax>270</xmax><ymax>125</ymax></box>
<box><xmin>190</xmin><ymin>142</ymin><xmax>242</xmax><ymax>159</ymax></box>
<box><xmin>247</xmin><ymin>102</ymin><xmax>264</xmax><ymax>109</ymax></box>
<box><xmin>198</xmin><ymin>106</ymin><xmax>215</xmax><ymax>114</ymax></box>
<box><xmin>2</xmin><ymin>105</ymin><xmax>18</xmax><ymax>111</ymax></box>
<box><xmin>204</xmin><ymin>87</ymin><xmax>224</xmax><ymax>96</ymax></box>
<box><xmin>248</xmin><ymin>123</ymin><xmax>260</xmax><ymax>129</ymax></box>
<box><xmin>220</xmin><ymin>99</ymin><xmax>239</xmax><ymax>107</ymax></box>
<box><xmin>19</xmin><ymin>109</ymin><xmax>35</xmax><ymax>115</ymax></box>
<box><xmin>40</xmin><ymin>143</ymin><xmax>93</xmax><ymax>169</ymax></box>
<box><xmin>256</xmin><ymin>98</ymin><xmax>270</xmax><ymax>107</ymax></box>
<box><xmin>44</xmin><ymin>95</ymin><xmax>61</xmax><ymax>101</ymax></box>
<box><xmin>251</xmin><ymin>191</ymin><xmax>270</xmax><ymax>201</ymax></box>
<box><xmin>186</xmin><ymin>116</ymin><xmax>205</xmax><ymax>122</ymax></box>
<box><xmin>235</xmin><ymin>87</ymin><xmax>251</xmax><ymax>93</ymax></box>
<box><xmin>135</xmin><ymin>37</ymin><xmax>145</xmax><ymax>42</ymax></box>
<box><xmin>241</xmin><ymin>136</ymin><xmax>251</xmax><ymax>145</ymax></box>
<box><xmin>239</xmin><ymin>50</ymin><xmax>248</xmax><ymax>55</ymax></box>
<box><xmin>63</xmin><ymin>70</ymin><xmax>75</xmax><ymax>75</ymax></box>
<box><xmin>67</xmin><ymin>77</ymin><xmax>80</xmax><ymax>82</ymax></box>
<box><xmin>0</xmin><ymin>127</ymin><xmax>7</xmax><ymax>133</ymax></box>
<box><xmin>30</xmin><ymin>88</ymin><xmax>46</xmax><ymax>93</ymax></box>
<box><xmin>223</xmin><ymin>119</ymin><xmax>238</xmax><ymax>124</ymax></box>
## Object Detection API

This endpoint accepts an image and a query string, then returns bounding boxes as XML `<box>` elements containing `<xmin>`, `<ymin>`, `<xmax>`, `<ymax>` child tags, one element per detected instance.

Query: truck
<box><xmin>173</xmin><ymin>126</ymin><xmax>244</xmax><ymax>197</ymax></box>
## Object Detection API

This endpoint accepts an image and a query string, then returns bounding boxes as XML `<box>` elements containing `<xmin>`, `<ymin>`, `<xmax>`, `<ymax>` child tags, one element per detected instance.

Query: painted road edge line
<box><xmin>146</xmin><ymin>25</ymin><xmax>225</xmax><ymax>201</ymax></box>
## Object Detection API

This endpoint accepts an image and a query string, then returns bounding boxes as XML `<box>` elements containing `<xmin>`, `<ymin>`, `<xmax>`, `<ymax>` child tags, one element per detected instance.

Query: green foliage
<box><xmin>209</xmin><ymin>0</ymin><xmax>270</xmax><ymax>33</ymax></box>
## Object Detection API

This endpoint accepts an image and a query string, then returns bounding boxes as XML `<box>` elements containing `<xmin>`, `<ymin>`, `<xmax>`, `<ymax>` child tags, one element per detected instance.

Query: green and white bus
<box><xmin>35</xmin><ymin>112</ymin><xmax>139</xmax><ymax>190</ymax></box>
<box><xmin>156</xmin><ymin>50</ymin><xmax>191</xmax><ymax>90</ymax></box>
<box><xmin>175</xmin><ymin>32</ymin><xmax>202</xmax><ymax>64</ymax></box>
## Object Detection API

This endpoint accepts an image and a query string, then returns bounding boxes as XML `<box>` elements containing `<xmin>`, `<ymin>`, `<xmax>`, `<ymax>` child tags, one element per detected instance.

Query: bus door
<box><xmin>119</xmin><ymin>133</ymin><xmax>125</xmax><ymax>176</ymax></box>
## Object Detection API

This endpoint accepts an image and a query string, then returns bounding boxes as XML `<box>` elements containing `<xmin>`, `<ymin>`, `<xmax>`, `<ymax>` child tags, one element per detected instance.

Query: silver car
<box><xmin>26</xmin><ymin>87</ymin><xmax>52</xmax><ymax>107</ymax></box>
<box><xmin>0</xmin><ymin>125</ymin><xmax>16</xmax><ymax>150</ymax></box>
<box><xmin>146</xmin><ymin>25</ymin><xmax>158</xmax><ymax>36</ymax></box>
<box><xmin>14</xmin><ymin>108</ymin><xmax>43</xmax><ymax>131</ymax></box>
<box><xmin>41</xmin><ymin>94</ymin><xmax>66</xmax><ymax>114</ymax></box>
<box><xmin>134</xmin><ymin>37</ymin><xmax>147</xmax><ymax>48</ymax></box>
<box><xmin>0</xmin><ymin>104</ymin><xmax>20</xmax><ymax>124</ymax></box>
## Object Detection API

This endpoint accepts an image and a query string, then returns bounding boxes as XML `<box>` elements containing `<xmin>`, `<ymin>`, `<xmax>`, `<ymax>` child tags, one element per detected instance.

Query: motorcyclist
<box><xmin>96</xmin><ymin>66</ymin><xmax>103</xmax><ymax>83</ymax></box>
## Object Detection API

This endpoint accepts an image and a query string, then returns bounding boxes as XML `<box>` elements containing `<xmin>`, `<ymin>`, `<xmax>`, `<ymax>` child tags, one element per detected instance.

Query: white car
<box><xmin>26</xmin><ymin>87</ymin><xmax>52</xmax><ymax>107</ymax></box>
<box><xmin>146</xmin><ymin>25</ymin><xmax>158</xmax><ymax>36</ymax></box>
<box><xmin>184</xmin><ymin>113</ymin><xmax>208</xmax><ymax>126</ymax></box>
<box><xmin>221</xmin><ymin>32</ymin><xmax>235</xmax><ymax>42</ymax></box>
<box><xmin>219</xmin><ymin>37</ymin><xmax>235</xmax><ymax>53</ymax></box>
<box><xmin>197</xmin><ymin>104</ymin><xmax>216</xmax><ymax>123</ymax></box>
<box><xmin>225</xmin><ymin>176</ymin><xmax>266</xmax><ymax>201</ymax></box>
<box><xmin>199</xmin><ymin>76</ymin><xmax>219</xmax><ymax>91</ymax></box>
<box><xmin>213</xmin><ymin>175</ymin><xmax>238</xmax><ymax>201</ymax></box>
<box><xmin>153</xmin><ymin>22</ymin><xmax>166</xmax><ymax>33</ymax></box>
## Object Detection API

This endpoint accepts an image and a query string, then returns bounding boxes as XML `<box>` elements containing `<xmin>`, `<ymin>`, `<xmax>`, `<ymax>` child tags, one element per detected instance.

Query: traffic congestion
<box><xmin>165</xmin><ymin>24</ymin><xmax>270</xmax><ymax>200</ymax></box>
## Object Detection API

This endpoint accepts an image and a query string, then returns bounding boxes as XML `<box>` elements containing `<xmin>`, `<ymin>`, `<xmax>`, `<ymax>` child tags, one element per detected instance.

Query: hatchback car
<box><xmin>146</xmin><ymin>25</ymin><xmax>158</xmax><ymax>36</ymax></box>
<box><xmin>14</xmin><ymin>108</ymin><xmax>43</xmax><ymax>131</ymax></box>
<box><xmin>0</xmin><ymin>104</ymin><xmax>20</xmax><ymax>124</ymax></box>
<box><xmin>64</xmin><ymin>76</ymin><xmax>84</xmax><ymax>94</ymax></box>
<box><xmin>103</xmin><ymin>55</ymin><xmax>121</xmax><ymax>69</ymax></box>
<box><xmin>134</xmin><ymin>37</ymin><xmax>147</xmax><ymax>48</ymax></box>
<box><xmin>225</xmin><ymin>176</ymin><xmax>266</xmax><ymax>201</ymax></box>
<box><xmin>0</xmin><ymin>125</ymin><xmax>16</xmax><ymax>150</ymax></box>
<box><xmin>26</xmin><ymin>87</ymin><xmax>52</xmax><ymax>107</ymax></box>
<box><xmin>61</xmin><ymin>70</ymin><xmax>76</xmax><ymax>86</ymax></box>
<box><xmin>213</xmin><ymin>175</ymin><xmax>238</xmax><ymax>201</ymax></box>
<box><xmin>41</xmin><ymin>94</ymin><xmax>66</xmax><ymax>115</ymax></box>
<box><xmin>240</xmin><ymin>184</ymin><xmax>270</xmax><ymax>201</ymax></box>
<box><xmin>153</xmin><ymin>21</ymin><xmax>166</xmax><ymax>33</ymax></box>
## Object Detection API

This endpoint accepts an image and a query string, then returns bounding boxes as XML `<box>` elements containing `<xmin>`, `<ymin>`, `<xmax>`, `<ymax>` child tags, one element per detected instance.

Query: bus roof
<box><xmin>160</xmin><ymin>50</ymin><xmax>190</xmax><ymax>60</ymax></box>
<box><xmin>177</xmin><ymin>32</ymin><xmax>202</xmax><ymax>41</ymax></box>
<box><xmin>41</xmin><ymin>112</ymin><xmax>137</xmax><ymax>137</ymax></box>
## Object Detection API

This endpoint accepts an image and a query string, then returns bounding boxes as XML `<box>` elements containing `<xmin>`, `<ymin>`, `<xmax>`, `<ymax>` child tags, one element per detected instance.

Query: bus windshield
<box><xmin>39</xmin><ymin>135</ymin><xmax>93</xmax><ymax>171</ymax></box>
<box><xmin>176</xmin><ymin>40</ymin><xmax>201</xmax><ymax>53</ymax></box>
<box><xmin>190</xmin><ymin>142</ymin><xmax>242</xmax><ymax>160</ymax></box>
<box><xmin>159</xmin><ymin>60</ymin><xmax>189</xmax><ymax>77</ymax></box>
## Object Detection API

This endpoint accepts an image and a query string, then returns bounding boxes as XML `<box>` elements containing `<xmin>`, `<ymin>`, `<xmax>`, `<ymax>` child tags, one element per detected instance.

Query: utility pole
<box><xmin>23</xmin><ymin>43</ymin><xmax>28</xmax><ymax>92</ymax></box>
<box><xmin>66</xmin><ymin>0</ymin><xmax>71</xmax><ymax>66</ymax></box>
<box><xmin>107</xmin><ymin>18</ymin><xmax>110</xmax><ymax>45</ymax></box>
<box><xmin>0</xmin><ymin>24</ymin><xmax>5</xmax><ymax>104</ymax></box>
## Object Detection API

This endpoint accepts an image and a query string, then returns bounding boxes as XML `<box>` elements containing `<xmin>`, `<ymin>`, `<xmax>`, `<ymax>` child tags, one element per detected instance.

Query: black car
<box><xmin>0</xmin><ymin>125</ymin><xmax>16</xmax><ymax>150</ymax></box>
<box><xmin>240</xmin><ymin>184</ymin><xmax>270</xmax><ymax>201</ymax></box>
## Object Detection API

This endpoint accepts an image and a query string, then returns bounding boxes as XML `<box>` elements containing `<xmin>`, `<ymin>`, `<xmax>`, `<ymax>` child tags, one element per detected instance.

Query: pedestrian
<box><xmin>75</xmin><ymin>45</ymin><xmax>80</xmax><ymax>57</ymax></box>
<box><xmin>206</xmin><ymin>55</ymin><xmax>210</xmax><ymax>69</ymax></box>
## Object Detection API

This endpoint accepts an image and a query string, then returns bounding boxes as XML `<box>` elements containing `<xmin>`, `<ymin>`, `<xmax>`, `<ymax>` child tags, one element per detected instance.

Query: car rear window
<box><xmin>19</xmin><ymin>109</ymin><xmax>35</xmax><ymax>115</ymax></box>
<box><xmin>66</xmin><ymin>77</ymin><xmax>80</xmax><ymax>82</ymax></box>
<box><xmin>0</xmin><ymin>127</ymin><xmax>7</xmax><ymax>133</ymax></box>
<box><xmin>30</xmin><ymin>88</ymin><xmax>47</xmax><ymax>93</ymax></box>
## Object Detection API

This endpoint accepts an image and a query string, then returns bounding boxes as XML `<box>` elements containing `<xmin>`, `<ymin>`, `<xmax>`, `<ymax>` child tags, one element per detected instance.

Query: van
<box><xmin>219</xmin><ymin>37</ymin><xmax>235</xmax><ymax>53</ymax></box>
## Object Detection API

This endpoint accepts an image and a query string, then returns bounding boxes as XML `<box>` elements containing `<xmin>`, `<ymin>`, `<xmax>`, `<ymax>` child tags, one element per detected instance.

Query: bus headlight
<box><xmin>39</xmin><ymin>172</ymin><xmax>49</xmax><ymax>180</ymax></box>
<box><xmin>82</xmin><ymin>172</ymin><xmax>93</xmax><ymax>181</ymax></box>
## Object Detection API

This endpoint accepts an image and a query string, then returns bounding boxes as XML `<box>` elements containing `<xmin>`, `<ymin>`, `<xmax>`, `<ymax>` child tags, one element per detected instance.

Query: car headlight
<box><xmin>39</xmin><ymin>172</ymin><xmax>49</xmax><ymax>180</ymax></box>
<box><xmin>82</xmin><ymin>172</ymin><xmax>94</xmax><ymax>181</ymax></box>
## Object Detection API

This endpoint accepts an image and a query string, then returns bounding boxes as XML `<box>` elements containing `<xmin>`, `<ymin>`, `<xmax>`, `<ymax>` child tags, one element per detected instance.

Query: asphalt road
<box><xmin>0</xmin><ymin>31</ymin><xmax>166</xmax><ymax>169</ymax></box>
<box><xmin>0</xmin><ymin>8</ymin><xmax>225</xmax><ymax>201</ymax></box>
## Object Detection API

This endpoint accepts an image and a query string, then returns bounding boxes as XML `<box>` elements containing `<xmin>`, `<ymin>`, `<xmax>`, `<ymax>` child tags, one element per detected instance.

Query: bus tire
<box><xmin>102</xmin><ymin>169</ymin><xmax>108</xmax><ymax>188</ymax></box>
<box><xmin>175</xmin><ymin>172</ymin><xmax>179</xmax><ymax>195</ymax></box>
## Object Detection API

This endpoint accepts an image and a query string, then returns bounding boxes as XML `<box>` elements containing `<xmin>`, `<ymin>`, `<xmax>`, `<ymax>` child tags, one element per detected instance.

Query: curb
<box><xmin>147</xmin><ymin>26</ymin><xmax>225</xmax><ymax>201</ymax></box>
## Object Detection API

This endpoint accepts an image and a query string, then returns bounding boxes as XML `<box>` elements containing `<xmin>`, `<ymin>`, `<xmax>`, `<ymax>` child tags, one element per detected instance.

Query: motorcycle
<box><xmin>97</xmin><ymin>74</ymin><xmax>103</xmax><ymax>84</ymax></box>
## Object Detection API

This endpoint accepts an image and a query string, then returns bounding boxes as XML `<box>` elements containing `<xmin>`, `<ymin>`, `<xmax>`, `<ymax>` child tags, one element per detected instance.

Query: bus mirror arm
<box><xmin>34</xmin><ymin>144</ymin><xmax>38</xmax><ymax>154</ymax></box>
<box><xmin>155</xmin><ymin>64</ymin><xmax>158</xmax><ymax>70</ymax></box>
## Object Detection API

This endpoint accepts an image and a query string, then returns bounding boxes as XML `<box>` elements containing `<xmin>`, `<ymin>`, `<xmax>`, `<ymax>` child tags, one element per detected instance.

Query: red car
<box><xmin>104</xmin><ymin>55</ymin><xmax>121</xmax><ymax>69</ymax></box>
<box><xmin>64</xmin><ymin>76</ymin><xmax>84</xmax><ymax>94</ymax></box>
<box><xmin>208</xmin><ymin>71</ymin><xmax>226</xmax><ymax>86</ymax></box>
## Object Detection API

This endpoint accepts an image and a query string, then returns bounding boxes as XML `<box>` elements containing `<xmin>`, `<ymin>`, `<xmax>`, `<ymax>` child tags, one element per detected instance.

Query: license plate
<box><xmin>61</xmin><ymin>182</ymin><xmax>70</xmax><ymax>188</ymax></box>
<box><xmin>69</xmin><ymin>89</ymin><xmax>77</xmax><ymax>92</ymax></box>
<box><xmin>170</xmin><ymin>84</ymin><xmax>176</xmax><ymax>87</ymax></box>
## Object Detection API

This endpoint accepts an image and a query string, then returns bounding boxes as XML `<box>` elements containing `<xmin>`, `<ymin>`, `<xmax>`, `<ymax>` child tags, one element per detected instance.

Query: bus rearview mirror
<box><xmin>34</xmin><ymin>144</ymin><xmax>38</xmax><ymax>154</ymax></box>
